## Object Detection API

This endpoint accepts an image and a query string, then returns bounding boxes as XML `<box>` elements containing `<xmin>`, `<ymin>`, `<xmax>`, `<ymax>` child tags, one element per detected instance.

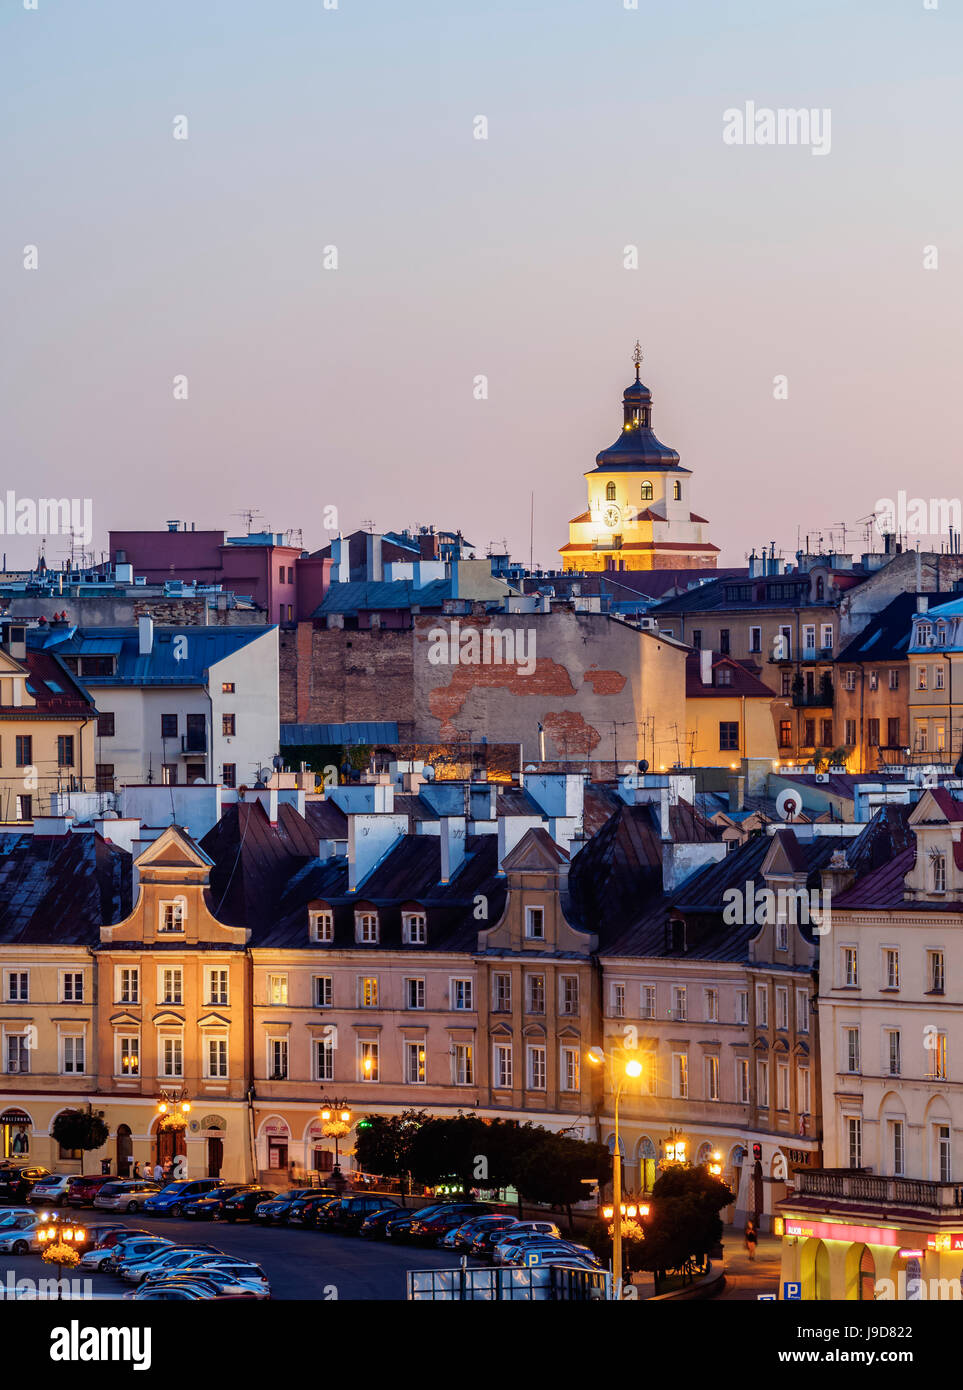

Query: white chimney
<box><xmin>699</xmin><ymin>648</ymin><xmax>712</xmax><ymax>685</ymax></box>
<box><xmin>138</xmin><ymin>614</ymin><xmax>154</xmax><ymax>656</ymax></box>
<box><xmin>439</xmin><ymin>815</ymin><xmax>467</xmax><ymax>883</ymax></box>
<box><xmin>347</xmin><ymin>813</ymin><xmax>407</xmax><ymax>892</ymax></box>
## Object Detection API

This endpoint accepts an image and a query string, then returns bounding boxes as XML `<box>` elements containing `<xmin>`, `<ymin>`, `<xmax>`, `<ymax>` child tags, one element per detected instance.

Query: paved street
<box><xmin>2</xmin><ymin>1213</ymin><xmax>460</xmax><ymax>1302</ymax></box>
<box><xmin>715</xmin><ymin>1232</ymin><xmax>782</xmax><ymax>1300</ymax></box>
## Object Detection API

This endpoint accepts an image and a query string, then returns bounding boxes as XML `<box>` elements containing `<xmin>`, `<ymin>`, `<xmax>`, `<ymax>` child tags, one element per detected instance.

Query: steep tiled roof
<box><xmin>0</xmin><ymin>831</ymin><xmax>131</xmax><ymax>945</ymax></box>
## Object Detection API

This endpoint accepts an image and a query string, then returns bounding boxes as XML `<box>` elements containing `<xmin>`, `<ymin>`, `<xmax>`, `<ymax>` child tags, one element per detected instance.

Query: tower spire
<box><xmin>632</xmin><ymin>340</ymin><xmax>643</xmax><ymax>383</ymax></box>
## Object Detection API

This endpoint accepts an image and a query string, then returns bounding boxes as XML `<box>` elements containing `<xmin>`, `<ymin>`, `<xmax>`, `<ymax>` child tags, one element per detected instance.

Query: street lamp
<box><xmin>39</xmin><ymin>1222</ymin><xmax>84</xmax><ymax>1298</ymax></box>
<box><xmin>588</xmin><ymin>1044</ymin><xmax>643</xmax><ymax>1300</ymax></box>
<box><xmin>155</xmin><ymin>1091</ymin><xmax>191</xmax><ymax>1177</ymax></box>
<box><xmin>319</xmin><ymin>1096</ymin><xmax>352</xmax><ymax>1190</ymax></box>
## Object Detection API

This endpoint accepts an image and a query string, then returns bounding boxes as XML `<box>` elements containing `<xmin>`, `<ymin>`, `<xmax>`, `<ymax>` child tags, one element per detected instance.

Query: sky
<box><xmin>3</xmin><ymin>0</ymin><xmax>961</xmax><ymax>571</ymax></box>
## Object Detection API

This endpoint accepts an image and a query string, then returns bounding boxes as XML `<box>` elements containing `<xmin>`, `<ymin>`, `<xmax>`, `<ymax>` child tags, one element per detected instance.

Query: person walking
<box><xmin>744</xmin><ymin>1219</ymin><xmax>758</xmax><ymax>1261</ymax></box>
<box><xmin>153</xmin><ymin>1161</ymin><xmax>164</xmax><ymax>1183</ymax></box>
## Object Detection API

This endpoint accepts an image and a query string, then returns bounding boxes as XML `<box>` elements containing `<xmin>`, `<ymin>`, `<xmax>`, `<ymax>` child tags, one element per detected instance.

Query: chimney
<box><xmin>700</xmin><ymin>648</ymin><xmax>713</xmax><ymax>685</ymax></box>
<box><xmin>917</xmin><ymin>595</ymin><xmax>929</xmax><ymax>614</ymax></box>
<box><xmin>728</xmin><ymin>773</ymin><xmax>746</xmax><ymax>812</ymax></box>
<box><xmin>439</xmin><ymin>815</ymin><xmax>467</xmax><ymax>883</ymax></box>
<box><xmin>331</xmin><ymin>535</ymin><xmax>350</xmax><ymax>584</ymax></box>
<box><xmin>138</xmin><ymin>614</ymin><xmax>154</xmax><ymax>656</ymax></box>
<box><xmin>347</xmin><ymin>812</ymin><xmax>407</xmax><ymax>892</ymax></box>
<box><xmin>365</xmin><ymin>532</ymin><xmax>383</xmax><ymax>582</ymax></box>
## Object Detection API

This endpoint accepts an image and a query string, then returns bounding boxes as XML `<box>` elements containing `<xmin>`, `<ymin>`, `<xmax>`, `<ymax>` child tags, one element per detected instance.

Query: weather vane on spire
<box><xmin>632</xmin><ymin>340</ymin><xmax>643</xmax><ymax>381</ymax></box>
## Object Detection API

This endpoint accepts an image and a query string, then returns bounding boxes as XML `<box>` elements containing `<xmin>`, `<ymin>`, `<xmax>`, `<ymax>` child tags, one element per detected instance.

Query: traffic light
<box><xmin>357</xmin><ymin>1118</ymin><xmax>372</xmax><ymax>1130</ymax></box>
<box><xmin>752</xmin><ymin>1143</ymin><xmax>762</xmax><ymax>1162</ymax></box>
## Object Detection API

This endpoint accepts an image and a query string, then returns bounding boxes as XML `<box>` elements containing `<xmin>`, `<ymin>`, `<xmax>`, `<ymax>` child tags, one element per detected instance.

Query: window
<box><xmin>843</xmin><ymin>946</ymin><xmax>859</xmax><ymax>987</ymax></box>
<box><xmin>719</xmin><ymin>628</ymin><xmax>730</xmax><ymax>655</ymax></box>
<box><xmin>207</xmin><ymin>969</ymin><xmax>229</xmax><ymax>1006</ymax></box>
<box><xmin>775</xmin><ymin>919</ymin><xmax>788</xmax><ymax>952</ymax></box>
<box><xmin>915</xmin><ymin>722</ymin><xmax>928</xmax><ymax>753</ymax></box>
<box><xmin>62</xmin><ymin>1036</ymin><xmax>85</xmax><ymax>1075</ymax></box>
<box><xmin>356</xmin><ymin>913</ymin><xmax>379</xmax><ymax>944</ymax></box>
<box><xmin>5</xmin><ymin>1034</ymin><xmax>29</xmax><ymax>1074</ymax></box>
<box><xmin>938</xmin><ymin>1125</ymin><xmax>952</xmax><ymax>1182</ymax></box>
<box><xmin>403</xmin><ymin>912</ymin><xmax>427</xmax><ymax>945</ymax></box>
<box><xmin>162</xmin><ymin>764</ymin><xmax>178</xmax><ymax>786</ymax></box>
<box><xmin>5</xmin><ymin>971</ymin><xmax>28</xmax><ymax>1002</ymax></box>
<box><xmin>844</xmin><ymin>719</ymin><xmax>857</xmax><ymax>745</ymax></box>
<box><xmin>933</xmin><ymin>854</ymin><xmax>947</xmax><ymax>893</ymax></box>
<box><xmin>917</xmin><ymin>665</ymin><xmax>927</xmax><ymax>691</ymax></box>
<box><xmin>775</xmin><ymin>987</ymin><xmax>788</xmax><ymax>1030</ymax></box>
<box><xmin>118</xmin><ymin>967</ymin><xmax>139</xmax><ymax>1004</ymax></box>
<box><xmin>821</xmin><ymin>624</ymin><xmax>833</xmax><ymax>652</ymax></box>
<box><xmin>936</xmin><ymin>666</ymin><xmax>945</xmax><ymax>690</ymax></box>
<box><xmin>672</xmin><ymin>1052</ymin><xmax>688</xmax><ymax>1099</ymax></box>
<box><xmin>310</xmin><ymin>910</ymin><xmax>334</xmax><ymax>943</ymax></box>
<box><xmin>606</xmin><ymin>482</ymin><xmax>616</xmax><ymax>501</ymax></box>
<box><xmin>162</xmin><ymin>1036</ymin><xmax>183</xmax><ymax>1078</ymax></box>
<box><xmin>314</xmin><ymin>976</ymin><xmax>333</xmax><ymax>1008</ymax></box>
<box><xmin>737</xmin><ymin>1058</ymin><xmax>750</xmax><ymax>1104</ymax></box>
<box><xmin>525</xmin><ymin>906</ymin><xmax>545</xmax><ymax>940</ymax></box>
<box><xmin>641</xmin><ymin>985</ymin><xmax>656</xmax><ymax>1020</ymax></box>
<box><xmin>719</xmin><ymin>721</ymin><xmax>739</xmax><ymax>751</ymax></box>
<box><xmin>692</xmin><ymin>629</ymin><xmax>702</xmax><ymax>649</ymax></box>
<box><xmin>494</xmin><ymin>1043</ymin><xmax>513</xmax><ymax>1090</ymax></box>
<box><xmin>527</xmin><ymin>1045</ymin><xmax>546</xmax><ymax>1091</ymax></box>
<box><xmin>405</xmin><ymin>977</ymin><xmax>425</xmax><ymax>1010</ymax></box>
<box><xmin>159</xmin><ymin>901</ymin><xmax>185</xmax><ymax>935</ymax></box>
<box><xmin>222</xmin><ymin>713</ymin><xmax>236</xmax><ymax>736</ymax></box>
<box><xmin>560</xmin><ymin>976</ymin><xmax>579</xmax><ymax>1015</ymax></box>
<box><xmin>561</xmin><ymin>1046</ymin><xmax>580</xmax><ymax>1092</ymax></box>
<box><xmin>755</xmin><ymin>984</ymin><xmax>768</xmax><ymax>1026</ymax></box>
<box><xmin>868</xmin><ymin>670</ymin><xmax>879</xmax><ymax>691</ymax></box>
<box><xmin>222</xmin><ymin>763</ymin><xmax>236</xmax><ymax>788</ymax></box>
<box><xmin>493</xmin><ymin>973</ymin><xmax>511</xmax><ymax>1012</ymax></box>
<box><xmin>779</xmin><ymin>721</ymin><xmax>793</xmax><ymax>749</ymax></box>
<box><xmin>804</xmin><ymin>719</ymin><xmax>815</xmax><ymax>747</ymax></box>
<box><xmin>57</xmin><ymin>735</ymin><xmax>75</xmax><ymax>767</ymax></box>
<box><xmin>803</xmin><ymin>624</ymin><xmax>816</xmax><ymax>654</ymax></box>
<box><xmin>160</xmin><ymin>969</ymin><xmax>183</xmax><ymax>1005</ymax></box>
<box><xmin>883</xmin><ymin>948</ymin><xmax>900</xmax><ymax>990</ymax></box>
<box><xmin>749</xmin><ymin>625</ymin><xmax>761</xmax><ymax>654</ymax></box>
<box><xmin>269</xmin><ymin>1038</ymin><xmax>288</xmax><ymax>1080</ymax></box>
<box><xmin>736</xmin><ymin>990</ymin><xmax>748</xmax><ymax>1025</ymax></box>
<box><xmin>887</xmin><ymin>717</ymin><xmax>901</xmax><ymax>746</ymax></box>
<box><xmin>845</xmin><ymin>1026</ymin><xmax>861</xmax><ymax>1074</ymax></box>
<box><xmin>929</xmin><ymin>950</ymin><xmax>945</xmax><ymax>993</ymax></box>
<box><xmin>360</xmin><ymin>977</ymin><xmax>378</xmax><ymax>1008</ymax></box>
<box><xmin>756</xmin><ymin>1060</ymin><xmax>769</xmax><ymax>1107</ymax></box>
<box><xmin>887</xmin><ymin>1030</ymin><xmax>901</xmax><ymax>1076</ymax></box>
<box><xmin>455</xmin><ymin>1043</ymin><xmax>474</xmax><ymax>1086</ymax></box>
<box><xmin>315</xmin><ymin>1037</ymin><xmax>334</xmax><ymax>1081</ymax></box>
<box><xmin>715</xmin><ymin>666</ymin><xmax>732</xmax><ymax>687</ymax></box>
<box><xmin>62</xmin><ymin>972</ymin><xmax>84</xmax><ymax>1003</ymax></box>
<box><xmin>405</xmin><ymin>1042</ymin><xmax>426</xmax><ymax>1085</ymax></box>
<box><xmin>932</xmin><ymin>1032</ymin><xmax>947</xmax><ymax>1080</ymax></box>
<box><xmin>119</xmin><ymin>1035</ymin><xmax>139</xmax><ymax>1076</ymax></box>
<box><xmin>206</xmin><ymin>1038</ymin><xmax>228</xmax><ymax>1079</ymax></box>
<box><xmin>796</xmin><ymin>988</ymin><xmax>809</xmax><ymax>1033</ymax></box>
<box><xmin>527</xmin><ymin>975</ymin><xmax>545</xmax><ymax>1014</ymax></box>
<box><xmin>845</xmin><ymin>670</ymin><xmax>856</xmax><ymax>692</ymax></box>
<box><xmin>160</xmin><ymin>714</ymin><xmax>178</xmax><ymax>739</ymax></box>
<box><xmin>612</xmin><ymin>983</ymin><xmax>625</xmax><ymax>1018</ymax></box>
<box><xmin>777</xmin><ymin>1063</ymin><xmax>789</xmax><ymax>1110</ymax></box>
<box><xmin>673</xmin><ymin>480</ymin><xmax>682</xmax><ymax>501</ymax></box>
<box><xmin>867</xmin><ymin>718</ymin><xmax>880</xmax><ymax>745</ymax></box>
<box><xmin>892</xmin><ymin>1120</ymin><xmax>904</xmax><ymax>1176</ymax></box>
<box><xmin>97</xmin><ymin>712</ymin><xmax>115</xmax><ymax>737</ymax></box>
<box><xmin>269</xmin><ymin>974</ymin><xmax>288</xmax><ymax>1006</ymax></box>
<box><xmin>798</xmin><ymin>1065</ymin><xmax>810</xmax><ymax>1115</ymax></box>
<box><xmin>451</xmin><ymin>978</ymin><xmax>474</xmax><ymax>1011</ymax></box>
<box><xmin>640</xmin><ymin>480</ymin><xmax>653</xmax><ymax>500</ymax></box>
<box><xmin>222</xmin><ymin>682</ymin><xmax>235</xmax><ymax>694</ymax></box>
<box><xmin>889</xmin><ymin>669</ymin><xmax>899</xmax><ymax>690</ymax></box>
<box><xmin>95</xmin><ymin>764</ymin><xmax>114</xmax><ymax>793</ymax></box>
<box><xmin>16</xmin><ymin>794</ymin><xmax>32</xmax><ymax>822</ymax></box>
<box><xmin>704</xmin><ymin>988</ymin><xmax>718</xmax><ymax>1022</ymax></box>
<box><xmin>847</xmin><ymin>1117</ymin><xmax>862</xmax><ymax>1169</ymax></box>
<box><xmin>706</xmin><ymin>1055</ymin><xmax>720</xmax><ymax>1101</ymax></box>
<box><xmin>821</xmin><ymin>719</ymin><xmax>833</xmax><ymax>745</ymax></box>
<box><xmin>15</xmin><ymin>735</ymin><xmax>32</xmax><ymax>766</ymax></box>
<box><xmin>670</xmin><ymin>985</ymin><xmax>686</xmax><ymax>1021</ymax></box>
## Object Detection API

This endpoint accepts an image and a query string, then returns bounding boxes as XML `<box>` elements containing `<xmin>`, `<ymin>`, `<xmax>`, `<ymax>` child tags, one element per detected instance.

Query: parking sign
<box><xmin>757</xmin><ymin>1294</ymin><xmax>776</xmax><ymax>1300</ymax></box>
<box><xmin>784</xmin><ymin>1282</ymin><xmax>801</xmax><ymax>1300</ymax></box>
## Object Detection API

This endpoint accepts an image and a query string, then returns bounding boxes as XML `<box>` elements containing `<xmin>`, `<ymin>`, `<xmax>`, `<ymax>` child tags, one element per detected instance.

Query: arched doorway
<box><xmin>0</xmin><ymin>1108</ymin><xmax>31</xmax><ymax>1159</ymax></box>
<box><xmin>846</xmin><ymin>1243</ymin><xmax>876</xmax><ymax>1301</ymax></box>
<box><xmin>116</xmin><ymin>1124</ymin><xmax>133</xmax><ymax>1176</ymax></box>
<box><xmin>802</xmin><ymin>1238</ymin><xmax>831</xmax><ymax>1301</ymax></box>
<box><xmin>199</xmin><ymin>1115</ymin><xmax>227</xmax><ymax>1178</ymax></box>
<box><xmin>260</xmin><ymin>1117</ymin><xmax>291</xmax><ymax>1175</ymax></box>
<box><xmin>154</xmin><ymin>1118</ymin><xmax>187</xmax><ymax>1171</ymax></box>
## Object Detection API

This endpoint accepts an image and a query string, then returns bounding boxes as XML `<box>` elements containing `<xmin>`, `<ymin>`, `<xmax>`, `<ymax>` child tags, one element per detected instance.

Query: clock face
<box><xmin>602</xmin><ymin>503</ymin><xmax>621</xmax><ymax>529</ymax></box>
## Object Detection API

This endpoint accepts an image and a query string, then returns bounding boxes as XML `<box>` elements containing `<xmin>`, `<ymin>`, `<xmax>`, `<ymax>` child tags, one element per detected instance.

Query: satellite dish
<box><xmin>638</xmin><ymin>759</ymin><xmax>649</xmax><ymax>773</ymax></box>
<box><xmin>422</xmin><ymin>765</ymin><xmax>435</xmax><ymax>781</ymax></box>
<box><xmin>272</xmin><ymin>754</ymin><xmax>284</xmax><ymax>771</ymax></box>
<box><xmin>524</xmin><ymin>764</ymin><xmax>537</xmax><ymax>773</ymax></box>
<box><xmin>776</xmin><ymin>788</ymin><xmax>801</xmax><ymax>821</ymax></box>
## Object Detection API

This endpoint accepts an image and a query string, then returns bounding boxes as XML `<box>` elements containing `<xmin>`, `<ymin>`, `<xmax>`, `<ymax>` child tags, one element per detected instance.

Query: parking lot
<box><xmin>2</xmin><ymin>1211</ymin><xmax>462</xmax><ymax>1301</ymax></box>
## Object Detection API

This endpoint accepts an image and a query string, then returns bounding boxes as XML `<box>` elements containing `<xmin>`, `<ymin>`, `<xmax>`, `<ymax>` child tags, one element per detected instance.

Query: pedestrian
<box><xmin>745</xmin><ymin>1219</ymin><xmax>758</xmax><ymax>1261</ymax></box>
<box><xmin>153</xmin><ymin>1161</ymin><xmax>164</xmax><ymax>1183</ymax></box>
<box><xmin>131</xmin><ymin>1159</ymin><xmax>139</xmax><ymax>1181</ymax></box>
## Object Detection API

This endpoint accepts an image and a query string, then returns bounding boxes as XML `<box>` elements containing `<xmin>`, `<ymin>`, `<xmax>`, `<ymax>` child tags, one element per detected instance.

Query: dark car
<box><xmin>181</xmin><ymin>1185</ymin><xmax>264</xmax><ymax>1220</ymax></box>
<box><xmin>385</xmin><ymin>1207</ymin><xmax>444</xmax><ymax>1242</ymax></box>
<box><xmin>409</xmin><ymin>1203</ymin><xmax>494</xmax><ymax>1244</ymax></box>
<box><xmin>66</xmin><ymin>1174</ymin><xmax>115</xmax><ymax>1208</ymax></box>
<box><xmin>469</xmin><ymin>1222</ymin><xmax>523</xmax><ymax>1258</ymax></box>
<box><xmin>0</xmin><ymin>1166</ymin><xmax>50</xmax><ymax>1204</ymax></box>
<box><xmin>252</xmin><ymin>1190</ymin><xmax>313</xmax><ymax>1225</ymax></box>
<box><xmin>447</xmin><ymin>1214</ymin><xmax>517</xmax><ymax>1252</ymax></box>
<box><xmin>359</xmin><ymin>1205</ymin><xmax>407</xmax><ymax>1240</ymax></box>
<box><xmin>327</xmin><ymin>1195</ymin><xmax>400</xmax><ymax>1235</ymax></box>
<box><xmin>88</xmin><ymin>1225</ymin><xmax>151</xmax><ymax>1250</ymax></box>
<box><xmin>285</xmin><ymin>1193</ymin><xmax>339</xmax><ymax>1228</ymax></box>
<box><xmin>222</xmin><ymin>1188</ymin><xmax>278</xmax><ymax>1223</ymax></box>
<box><xmin>142</xmin><ymin>1179</ymin><xmax>225</xmax><ymax>1217</ymax></box>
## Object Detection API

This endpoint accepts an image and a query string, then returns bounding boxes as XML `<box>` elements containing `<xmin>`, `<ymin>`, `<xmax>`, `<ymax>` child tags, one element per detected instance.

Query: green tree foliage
<box><xmin>353</xmin><ymin>1110</ymin><xmax>429</xmax><ymax>1183</ymax></box>
<box><xmin>636</xmin><ymin>1164</ymin><xmax>735</xmax><ymax>1282</ymax></box>
<box><xmin>514</xmin><ymin>1133</ymin><xmax>610</xmax><ymax>1208</ymax></box>
<box><xmin>51</xmin><ymin>1109</ymin><xmax>110</xmax><ymax>1175</ymax></box>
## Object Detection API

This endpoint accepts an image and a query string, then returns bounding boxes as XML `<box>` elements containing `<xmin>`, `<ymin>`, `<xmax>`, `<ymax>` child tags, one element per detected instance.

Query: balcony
<box><xmin>180</xmin><ymin>733</ymin><xmax>207</xmax><ymax>755</ymax></box>
<box><xmin>794</xmin><ymin>1168</ymin><xmax>963</xmax><ymax>1213</ymax></box>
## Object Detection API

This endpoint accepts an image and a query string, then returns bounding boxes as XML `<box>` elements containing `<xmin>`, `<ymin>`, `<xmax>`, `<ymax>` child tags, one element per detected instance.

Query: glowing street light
<box><xmin>588</xmin><ymin>1044</ymin><xmax>645</xmax><ymax>1301</ymax></box>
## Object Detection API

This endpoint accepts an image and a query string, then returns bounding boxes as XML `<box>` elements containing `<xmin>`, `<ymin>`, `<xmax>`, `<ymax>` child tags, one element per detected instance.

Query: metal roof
<box><xmin>31</xmin><ymin>625</ymin><xmax>274</xmax><ymax>686</ymax></box>
<box><xmin>280</xmin><ymin>722</ymin><xmax>398</xmax><ymax>746</ymax></box>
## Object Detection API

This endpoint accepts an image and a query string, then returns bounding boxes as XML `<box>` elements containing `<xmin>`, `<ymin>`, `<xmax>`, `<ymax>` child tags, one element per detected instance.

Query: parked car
<box><xmin>93</xmin><ymin>1180</ymin><xmax>161</xmax><ymax>1213</ymax></box>
<box><xmin>28</xmin><ymin>1174</ymin><xmax>73</xmax><ymax>1207</ymax></box>
<box><xmin>142</xmin><ymin>1179</ymin><xmax>224</xmax><ymax>1217</ymax></box>
<box><xmin>0</xmin><ymin>1213</ymin><xmax>47</xmax><ymax>1255</ymax></box>
<box><xmin>117</xmin><ymin>1244</ymin><xmax>222</xmax><ymax>1283</ymax></box>
<box><xmin>66</xmin><ymin>1174</ymin><xmax>115</xmax><ymax>1208</ymax></box>
<box><xmin>0</xmin><ymin>1207</ymin><xmax>40</xmax><ymax>1225</ymax></box>
<box><xmin>326</xmin><ymin>1195</ymin><xmax>400</xmax><ymax>1234</ymax></box>
<box><xmin>145</xmin><ymin>1258</ymin><xmax>270</xmax><ymax>1298</ymax></box>
<box><xmin>443</xmin><ymin>1214</ymin><xmax>517</xmax><ymax>1252</ymax></box>
<box><xmin>0</xmin><ymin>1167</ymin><xmax>50</xmax><ymax>1204</ymax></box>
<box><xmin>221</xmin><ymin>1188</ymin><xmax>278</xmax><ymax>1223</ymax></box>
<box><xmin>502</xmin><ymin>1239</ymin><xmax>599</xmax><ymax>1268</ymax></box>
<box><xmin>181</xmin><ymin>1184</ymin><xmax>263</xmax><ymax>1220</ymax></box>
<box><xmin>82</xmin><ymin>1235</ymin><xmax>171</xmax><ymax>1272</ymax></box>
<box><xmin>409</xmin><ymin>1203</ymin><xmax>494</xmax><ymax>1244</ymax></box>
<box><xmin>252</xmin><ymin>1190</ymin><xmax>313</xmax><ymax>1224</ymax></box>
<box><xmin>359</xmin><ymin>1205</ymin><xmax>409</xmax><ymax>1240</ymax></box>
<box><xmin>126</xmin><ymin>1280</ymin><xmax>257</xmax><ymax>1301</ymax></box>
<box><xmin>286</xmin><ymin>1193</ymin><xmax>339</xmax><ymax>1228</ymax></box>
<box><xmin>384</xmin><ymin>1205</ymin><xmax>451</xmax><ymax>1242</ymax></box>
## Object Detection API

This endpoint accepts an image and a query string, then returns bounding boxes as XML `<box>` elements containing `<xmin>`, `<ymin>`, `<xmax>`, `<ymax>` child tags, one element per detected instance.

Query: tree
<box><xmin>636</xmin><ymin>1165</ymin><xmax>735</xmax><ymax>1284</ymax></box>
<box><xmin>515</xmin><ymin>1133</ymin><xmax>610</xmax><ymax>1223</ymax></box>
<box><xmin>51</xmin><ymin>1110</ymin><xmax>109</xmax><ymax>1176</ymax></box>
<box><xmin>353</xmin><ymin>1110</ymin><xmax>429</xmax><ymax>1196</ymax></box>
<box><xmin>408</xmin><ymin>1115</ymin><xmax>491</xmax><ymax>1193</ymax></box>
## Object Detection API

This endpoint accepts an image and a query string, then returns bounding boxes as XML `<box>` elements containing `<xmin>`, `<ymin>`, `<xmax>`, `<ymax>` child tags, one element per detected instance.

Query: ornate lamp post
<box><xmin>155</xmin><ymin>1091</ymin><xmax>191</xmax><ymax>1176</ymax></box>
<box><xmin>588</xmin><ymin>1045</ymin><xmax>644</xmax><ymax>1301</ymax></box>
<box><xmin>39</xmin><ymin>1221</ymin><xmax>84</xmax><ymax>1298</ymax></box>
<box><xmin>319</xmin><ymin>1097</ymin><xmax>352</xmax><ymax>1192</ymax></box>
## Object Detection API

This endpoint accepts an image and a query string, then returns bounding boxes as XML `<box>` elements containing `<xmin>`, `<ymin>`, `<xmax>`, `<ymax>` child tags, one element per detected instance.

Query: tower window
<box><xmin>605</xmin><ymin>482</ymin><xmax>616</xmax><ymax>501</ymax></box>
<box><xmin>640</xmin><ymin>481</ymin><xmax>653</xmax><ymax>501</ymax></box>
<box><xmin>673</xmin><ymin>481</ymin><xmax>682</xmax><ymax>500</ymax></box>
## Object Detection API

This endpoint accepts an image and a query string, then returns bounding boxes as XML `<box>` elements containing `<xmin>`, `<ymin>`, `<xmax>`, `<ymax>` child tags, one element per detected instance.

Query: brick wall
<box><xmin>279</xmin><ymin>622</ymin><xmax>416</xmax><ymax>733</ymax></box>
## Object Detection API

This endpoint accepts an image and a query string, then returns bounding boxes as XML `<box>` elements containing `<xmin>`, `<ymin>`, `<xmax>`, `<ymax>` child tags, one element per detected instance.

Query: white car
<box><xmin>28</xmin><ymin>1175</ymin><xmax>72</xmax><ymax>1207</ymax></box>
<box><xmin>144</xmin><ymin>1261</ymin><xmax>271</xmax><ymax>1299</ymax></box>
<box><xmin>0</xmin><ymin>1213</ymin><xmax>46</xmax><ymax>1255</ymax></box>
<box><xmin>492</xmin><ymin>1223</ymin><xmax>562</xmax><ymax>1264</ymax></box>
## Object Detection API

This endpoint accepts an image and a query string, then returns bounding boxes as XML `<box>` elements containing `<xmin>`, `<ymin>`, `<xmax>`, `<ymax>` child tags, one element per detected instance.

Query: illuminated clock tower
<box><xmin>560</xmin><ymin>344</ymin><xmax>719</xmax><ymax>572</ymax></box>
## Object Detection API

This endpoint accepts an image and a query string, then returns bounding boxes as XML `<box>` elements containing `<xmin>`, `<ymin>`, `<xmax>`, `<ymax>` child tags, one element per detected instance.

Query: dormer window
<box><xmin>715</xmin><ymin>666</ymin><xmax>732</xmax><ymax>686</ymax></box>
<box><xmin>310</xmin><ymin>909</ymin><xmax>334</xmax><ymax>943</ymax></box>
<box><xmin>356</xmin><ymin>911</ymin><xmax>379</xmax><ymax>944</ymax></box>
<box><xmin>524</xmin><ymin>906</ymin><xmax>545</xmax><ymax>940</ymax></box>
<box><xmin>932</xmin><ymin>851</ymin><xmax>947</xmax><ymax>894</ymax></box>
<box><xmin>159</xmin><ymin>899</ymin><xmax>185</xmax><ymax>934</ymax></box>
<box><xmin>917</xmin><ymin>623</ymin><xmax>932</xmax><ymax>645</ymax></box>
<box><xmin>403</xmin><ymin>912</ymin><xmax>427</xmax><ymax>945</ymax></box>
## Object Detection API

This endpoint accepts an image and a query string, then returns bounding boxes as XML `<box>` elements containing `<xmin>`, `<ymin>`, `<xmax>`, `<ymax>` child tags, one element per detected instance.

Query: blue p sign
<box><xmin>757</xmin><ymin>1293</ymin><xmax>776</xmax><ymax>1300</ymax></box>
<box><xmin>784</xmin><ymin>1282</ymin><xmax>802</xmax><ymax>1300</ymax></box>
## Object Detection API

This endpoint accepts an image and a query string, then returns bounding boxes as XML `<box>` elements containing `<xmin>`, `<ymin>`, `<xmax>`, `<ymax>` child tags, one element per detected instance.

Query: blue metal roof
<box><xmin>29</xmin><ymin>625</ymin><xmax>274</xmax><ymax>685</ymax></box>
<box><xmin>280</xmin><ymin>722</ymin><xmax>398</xmax><ymax>746</ymax></box>
<box><xmin>315</xmin><ymin>579</ymin><xmax>451</xmax><ymax>614</ymax></box>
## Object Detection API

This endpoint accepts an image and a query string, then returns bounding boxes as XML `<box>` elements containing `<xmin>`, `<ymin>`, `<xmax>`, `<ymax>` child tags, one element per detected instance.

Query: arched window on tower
<box><xmin>606</xmin><ymin>482</ymin><xmax>616</xmax><ymax>502</ymax></box>
<box><xmin>640</xmin><ymin>481</ymin><xmax>653</xmax><ymax>501</ymax></box>
<box><xmin>673</xmin><ymin>481</ymin><xmax>682</xmax><ymax>501</ymax></box>
<box><xmin>815</xmin><ymin>576</ymin><xmax>825</xmax><ymax>600</ymax></box>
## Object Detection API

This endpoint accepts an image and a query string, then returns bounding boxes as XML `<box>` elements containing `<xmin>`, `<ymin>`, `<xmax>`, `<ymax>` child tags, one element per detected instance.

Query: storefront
<box><xmin>0</xmin><ymin>1108</ymin><xmax>32</xmax><ymax>1159</ymax></box>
